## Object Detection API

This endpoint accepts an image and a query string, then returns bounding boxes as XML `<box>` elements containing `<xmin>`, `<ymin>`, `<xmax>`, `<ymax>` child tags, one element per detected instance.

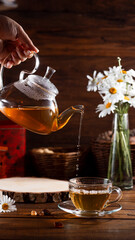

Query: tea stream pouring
<box><xmin>0</xmin><ymin>54</ymin><xmax>84</xmax><ymax>135</ymax></box>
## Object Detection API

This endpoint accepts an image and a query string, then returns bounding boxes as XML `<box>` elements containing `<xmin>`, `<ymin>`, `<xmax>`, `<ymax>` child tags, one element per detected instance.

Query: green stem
<box><xmin>107</xmin><ymin>111</ymin><xmax>133</xmax><ymax>189</ymax></box>
<box><xmin>116</xmin><ymin>131</ymin><xmax>123</xmax><ymax>182</ymax></box>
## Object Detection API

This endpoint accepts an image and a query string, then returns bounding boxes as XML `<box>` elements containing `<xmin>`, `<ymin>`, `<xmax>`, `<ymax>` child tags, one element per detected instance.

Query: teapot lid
<box><xmin>27</xmin><ymin>73</ymin><xmax>59</xmax><ymax>96</ymax></box>
<box><xmin>14</xmin><ymin>66</ymin><xmax>59</xmax><ymax>101</ymax></box>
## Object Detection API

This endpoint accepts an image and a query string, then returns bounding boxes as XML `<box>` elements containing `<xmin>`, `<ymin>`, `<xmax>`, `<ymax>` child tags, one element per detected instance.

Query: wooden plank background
<box><xmin>1</xmin><ymin>0</ymin><xmax>135</xmax><ymax>151</ymax></box>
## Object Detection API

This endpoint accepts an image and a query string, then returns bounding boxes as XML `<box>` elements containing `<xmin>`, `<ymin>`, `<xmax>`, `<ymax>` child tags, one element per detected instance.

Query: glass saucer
<box><xmin>58</xmin><ymin>200</ymin><xmax>122</xmax><ymax>218</ymax></box>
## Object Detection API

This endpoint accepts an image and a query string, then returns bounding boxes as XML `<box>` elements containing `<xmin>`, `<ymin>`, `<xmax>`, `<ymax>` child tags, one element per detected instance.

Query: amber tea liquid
<box><xmin>70</xmin><ymin>190</ymin><xmax>110</xmax><ymax>211</ymax></box>
<box><xmin>0</xmin><ymin>107</ymin><xmax>58</xmax><ymax>135</ymax></box>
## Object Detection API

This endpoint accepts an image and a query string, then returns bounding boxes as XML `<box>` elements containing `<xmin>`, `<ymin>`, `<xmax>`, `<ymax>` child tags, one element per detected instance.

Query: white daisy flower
<box><xmin>96</xmin><ymin>101</ymin><xmax>116</xmax><ymax>118</ymax></box>
<box><xmin>100</xmin><ymin>83</ymin><xmax>125</xmax><ymax>104</ymax></box>
<box><xmin>126</xmin><ymin>82</ymin><xmax>135</xmax><ymax>96</ymax></box>
<box><xmin>87</xmin><ymin>57</ymin><xmax>135</xmax><ymax>117</ymax></box>
<box><xmin>87</xmin><ymin>71</ymin><xmax>104</xmax><ymax>92</ymax></box>
<box><xmin>124</xmin><ymin>73</ymin><xmax>135</xmax><ymax>85</ymax></box>
<box><xmin>127</xmin><ymin>69</ymin><xmax>135</xmax><ymax>78</ymax></box>
<box><xmin>0</xmin><ymin>195</ymin><xmax>17</xmax><ymax>213</ymax></box>
<box><xmin>129</xmin><ymin>97</ymin><xmax>135</xmax><ymax>108</ymax></box>
<box><xmin>104</xmin><ymin>66</ymin><xmax>122</xmax><ymax>76</ymax></box>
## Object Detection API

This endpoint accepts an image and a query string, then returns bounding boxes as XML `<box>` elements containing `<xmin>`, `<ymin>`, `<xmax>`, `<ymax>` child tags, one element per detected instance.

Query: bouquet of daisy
<box><xmin>87</xmin><ymin>57</ymin><xmax>135</xmax><ymax>117</ymax></box>
<box><xmin>87</xmin><ymin>57</ymin><xmax>133</xmax><ymax>189</ymax></box>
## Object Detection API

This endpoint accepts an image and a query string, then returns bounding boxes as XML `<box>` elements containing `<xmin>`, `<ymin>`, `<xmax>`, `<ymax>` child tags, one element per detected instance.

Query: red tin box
<box><xmin>0</xmin><ymin>120</ymin><xmax>26</xmax><ymax>178</ymax></box>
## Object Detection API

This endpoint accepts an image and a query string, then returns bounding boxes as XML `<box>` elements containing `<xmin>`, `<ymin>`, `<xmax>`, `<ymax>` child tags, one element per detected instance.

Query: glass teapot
<box><xmin>0</xmin><ymin>54</ymin><xmax>84</xmax><ymax>135</ymax></box>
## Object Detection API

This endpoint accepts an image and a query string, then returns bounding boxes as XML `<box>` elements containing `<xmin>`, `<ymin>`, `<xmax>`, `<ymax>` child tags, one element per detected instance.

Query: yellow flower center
<box><xmin>102</xmin><ymin>76</ymin><xmax>107</xmax><ymax>79</ymax></box>
<box><xmin>105</xmin><ymin>102</ymin><xmax>112</xmax><ymax>108</ymax></box>
<box><xmin>124</xmin><ymin>96</ymin><xmax>130</xmax><ymax>101</ymax></box>
<box><xmin>109</xmin><ymin>87</ymin><xmax>117</xmax><ymax>94</ymax></box>
<box><xmin>117</xmin><ymin>79</ymin><xmax>123</xmax><ymax>82</ymax></box>
<box><xmin>121</xmin><ymin>70</ymin><xmax>127</xmax><ymax>74</ymax></box>
<box><xmin>2</xmin><ymin>203</ymin><xmax>9</xmax><ymax>210</ymax></box>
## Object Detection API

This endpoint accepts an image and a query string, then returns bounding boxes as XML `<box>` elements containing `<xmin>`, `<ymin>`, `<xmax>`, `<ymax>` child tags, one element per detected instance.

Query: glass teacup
<box><xmin>69</xmin><ymin>177</ymin><xmax>122</xmax><ymax>215</ymax></box>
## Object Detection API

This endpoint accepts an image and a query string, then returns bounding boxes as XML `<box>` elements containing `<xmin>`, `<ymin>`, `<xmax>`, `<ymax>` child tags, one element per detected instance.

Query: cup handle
<box><xmin>106</xmin><ymin>186</ymin><xmax>122</xmax><ymax>206</ymax></box>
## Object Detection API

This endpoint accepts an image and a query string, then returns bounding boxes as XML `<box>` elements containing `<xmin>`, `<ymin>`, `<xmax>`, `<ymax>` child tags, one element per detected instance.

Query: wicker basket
<box><xmin>90</xmin><ymin>139</ymin><xmax>135</xmax><ymax>178</ymax></box>
<box><xmin>30</xmin><ymin>147</ymin><xmax>85</xmax><ymax>180</ymax></box>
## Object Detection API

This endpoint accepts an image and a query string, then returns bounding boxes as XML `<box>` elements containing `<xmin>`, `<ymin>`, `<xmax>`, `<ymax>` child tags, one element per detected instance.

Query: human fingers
<box><xmin>1</xmin><ymin>54</ymin><xmax>13</xmax><ymax>68</ymax></box>
<box><xmin>0</xmin><ymin>40</ymin><xmax>18</xmax><ymax>66</ymax></box>
<box><xmin>0</xmin><ymin>15</ymin><xmax>39</xmax><ymax>58</ymax></box>
<box><xmin>11</xmin><ymin>50</ymin><xmax>34</xmax><ymax>66</ymax></box>
<box><xmin>16</xmin><ymin>44</ymin><xmax>34</xmax><ymax>60</ymax></box>
<box><xmin>0</xmin><ymin>43</ymin><xmax>20</xmax><ymax>68</ymax></box>
<box><xmin>16</xmin><ymin>45</ymin><xmax>28</xmax><ymax>62</ymax></box>
<box><xmin>0</xmin><ymin>42</ymin><xmax>35</xmax><ymax>68</ymax></box>
<box><xmin>0</xmin><ymin>40</ymin><xmax>10</xmax><ymax>62</ymax></box>
<box><xmin>16</xmin><ymin>25</ymin><xmax>39</xmax><ymax>53</ymax></box>
<box><xmin>11</xmin><ymin>51</ymin><xmax>21</xmax><ymax>66</ymax></box>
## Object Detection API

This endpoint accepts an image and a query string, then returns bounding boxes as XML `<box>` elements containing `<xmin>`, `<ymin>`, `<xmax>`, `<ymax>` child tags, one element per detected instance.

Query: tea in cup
<box><xmin>69</xmin><ymin>177</ymin><xmax>122</xmax><ymax>214</ymax></box>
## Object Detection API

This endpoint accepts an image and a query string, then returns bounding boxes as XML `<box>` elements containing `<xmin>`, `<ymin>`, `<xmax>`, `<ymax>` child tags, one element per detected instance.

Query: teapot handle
<box><xmin>0</xmin><ymin>62</ymin><xmax>4</xmax><ymax>90</ymax></box>
<box><xmin>19</xmin><ymin>53</ymin><xmax>40</xmax><ymax>81</ymax></box>
<box><xmin>0</xmin><ymin>53</ymin><xmax>40</xmax><ymax>90</ymax></box>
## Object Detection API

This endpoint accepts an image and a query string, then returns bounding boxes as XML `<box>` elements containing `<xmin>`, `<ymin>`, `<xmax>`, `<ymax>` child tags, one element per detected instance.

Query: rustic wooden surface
<box><xmin>0</xmin><ymin>186</ymin><xmax>135</xmax><ymax>240</ymax></box>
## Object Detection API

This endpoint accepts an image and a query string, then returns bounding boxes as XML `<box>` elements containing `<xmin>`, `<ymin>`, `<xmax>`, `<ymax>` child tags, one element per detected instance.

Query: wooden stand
<box><xmin>0</xmin><ymin>177</ymin><xmax>69</xmax><ymax>203</ymax></box>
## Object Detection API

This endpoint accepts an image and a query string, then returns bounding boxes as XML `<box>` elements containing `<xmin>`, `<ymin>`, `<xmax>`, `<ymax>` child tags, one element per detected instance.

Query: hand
<box><xmin>0</xmin><ymin>15</ymin><xmax>39</xmax><ymax>68</ymax></box>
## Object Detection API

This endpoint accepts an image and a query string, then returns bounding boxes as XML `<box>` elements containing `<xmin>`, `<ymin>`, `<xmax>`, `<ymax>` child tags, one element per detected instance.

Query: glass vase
<box><xmin>107</xmin><ymin>113</ymin><xmax>133</xmax><ymax>190</ymax></box>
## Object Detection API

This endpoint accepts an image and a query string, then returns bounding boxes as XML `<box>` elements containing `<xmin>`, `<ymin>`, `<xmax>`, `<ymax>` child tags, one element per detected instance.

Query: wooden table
<box><xmin>0</xmin><ymin>187</ymin><xmax>135</xmax><ymax>240</ymax></box>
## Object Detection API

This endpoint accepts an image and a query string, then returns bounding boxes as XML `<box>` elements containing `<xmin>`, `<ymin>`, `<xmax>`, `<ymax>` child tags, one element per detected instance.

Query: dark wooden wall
<box><xmin>1</xmin><ymin>0</ymin><xmax>135</xmax><ymax>150</ymax></box>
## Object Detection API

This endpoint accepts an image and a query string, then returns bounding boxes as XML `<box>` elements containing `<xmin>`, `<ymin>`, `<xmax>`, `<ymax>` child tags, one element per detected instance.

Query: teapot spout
<box><xmin>52</xmin><ymin>105</ymin><xmax>84</xmax><ymax>131</ymax></box>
